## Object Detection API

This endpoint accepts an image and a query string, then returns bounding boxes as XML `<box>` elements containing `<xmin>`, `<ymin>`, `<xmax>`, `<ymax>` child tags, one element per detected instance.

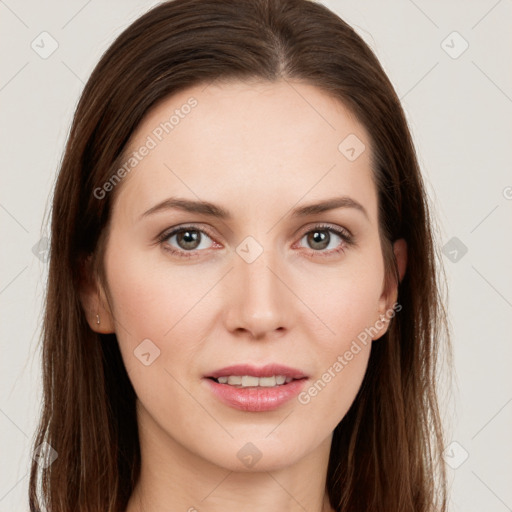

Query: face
<box><xmin>86</xmin><ymin>79</ymin><xmax>403</xmax><ymax>473</ymax></box>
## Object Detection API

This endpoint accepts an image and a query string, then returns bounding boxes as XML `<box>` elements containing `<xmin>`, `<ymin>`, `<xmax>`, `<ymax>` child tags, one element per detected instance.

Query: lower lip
<box><xmin>204</xmin><ymin>378</ymin><xmax>308</xmax><ymax>412</ymax></box>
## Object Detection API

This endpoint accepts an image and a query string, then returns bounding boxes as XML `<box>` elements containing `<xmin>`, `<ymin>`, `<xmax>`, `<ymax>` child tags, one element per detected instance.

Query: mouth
<box><xmin>205</xmin><ymin>363</ymin><xmax>308</xmax><ymax>385</ymax></box>
<box><xmin>203</xmin><ymin>363</ymin><xmax>309</xmax><ymax>411</ymax></box>
<box><xmin>206</xmin><ymin>375</ymin><xmax>306</xmax><ymax>387</ymax></box>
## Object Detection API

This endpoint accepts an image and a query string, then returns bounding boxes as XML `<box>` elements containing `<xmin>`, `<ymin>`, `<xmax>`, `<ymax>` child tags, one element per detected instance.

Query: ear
<box><xmin>78</xmin><ymin>256</ymin><xmax>115</xmax><ymax>334</ymax></box>
<box><xmin>373</xmin><ymin>238</ymin><xmax>407</xmax><ymax>340</ymax></box>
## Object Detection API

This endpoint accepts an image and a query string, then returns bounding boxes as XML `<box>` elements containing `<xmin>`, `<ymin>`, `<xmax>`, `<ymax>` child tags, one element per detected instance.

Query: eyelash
<box><xmin>156</xmin><ymin>223</ymin><xmax>354</xmax><ymax>259</ymax></box>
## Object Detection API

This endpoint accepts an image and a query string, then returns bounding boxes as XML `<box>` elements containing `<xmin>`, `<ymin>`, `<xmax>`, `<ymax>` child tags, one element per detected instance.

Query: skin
<box><xmin>81</xmin><ymin>79</ymin><xmax>407</xmax><ymax>512</ymax></box>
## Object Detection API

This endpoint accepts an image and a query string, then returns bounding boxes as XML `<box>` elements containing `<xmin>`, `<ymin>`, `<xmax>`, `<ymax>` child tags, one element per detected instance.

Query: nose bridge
<box><xmin>225</xmin><ymin>239</ymin><xmax>288</xmax><ymax>336</ymax></box>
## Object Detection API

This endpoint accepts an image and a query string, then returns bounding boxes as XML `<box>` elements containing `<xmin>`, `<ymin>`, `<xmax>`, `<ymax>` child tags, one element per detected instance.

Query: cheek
<box><xmin>103</xmin><ymin>246</ymin><xmax>206</xmax><ymax>408</ymax></box>
<box><xmin>104</xmin><ymin>241</ymin><xmax>211</xmax><ymax>339</ymax></box>
<box><xmin>293</xmin><ymin>251</ymin><xmax>384</xmax><ymax>417</ymax></box>
<box><xmin>299</xmin><ymin>249</ymin><xmax>385</xmax><ymax>350</ymax></box>
<box><xmin>297</xmin><ymin>285</ymin><xmax>377</xmax><ymax>429</ymax></box>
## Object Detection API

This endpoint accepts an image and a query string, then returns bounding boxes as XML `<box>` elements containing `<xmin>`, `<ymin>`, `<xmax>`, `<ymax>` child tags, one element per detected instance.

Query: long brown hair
<box><xmin>29</xmin><ymin>0</ymin><xmax>451</xmax><ymax>510</ymax></box>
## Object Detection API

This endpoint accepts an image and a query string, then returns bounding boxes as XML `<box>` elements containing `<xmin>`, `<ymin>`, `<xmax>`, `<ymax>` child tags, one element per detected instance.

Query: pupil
<box><xmin>178</xmin><ymin>230</ymin><xmax>200</xmax><ymax>250</ymax></box>
<box><xmin>308</xmin><ymin>230</ymin><xmax>329</xmax><ymax>250</ymax></box>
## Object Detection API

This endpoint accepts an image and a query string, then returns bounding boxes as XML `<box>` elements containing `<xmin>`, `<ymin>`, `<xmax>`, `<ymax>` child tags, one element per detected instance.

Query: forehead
<box><xmin>112</xmin><ymin>79</ymin><xmax>378</xmax><ymax>225</ymax></box>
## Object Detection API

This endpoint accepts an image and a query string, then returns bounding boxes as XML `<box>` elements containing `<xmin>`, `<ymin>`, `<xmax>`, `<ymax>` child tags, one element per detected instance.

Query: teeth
<box><xmin>215</xmin><ymin>375</ymin><xmax>294</xmax><ymax>387</ymax></box>
<box><xmin>241</xmin><ymin>375</ymin><xmax>259</xmax><ymax>387</ymax></box>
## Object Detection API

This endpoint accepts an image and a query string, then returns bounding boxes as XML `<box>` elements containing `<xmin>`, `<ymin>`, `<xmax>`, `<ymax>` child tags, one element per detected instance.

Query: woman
<box><xmin>29</xmin><ymin>0</ymin><xmax>451</xmax><ymax>511</ymax></box>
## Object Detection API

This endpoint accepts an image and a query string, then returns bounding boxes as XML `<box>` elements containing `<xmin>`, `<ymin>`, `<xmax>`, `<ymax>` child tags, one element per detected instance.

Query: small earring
<box><xmin>96</xmin><ymin>314</ymin><xmax>100</xmax><ymax>325</ymax></box>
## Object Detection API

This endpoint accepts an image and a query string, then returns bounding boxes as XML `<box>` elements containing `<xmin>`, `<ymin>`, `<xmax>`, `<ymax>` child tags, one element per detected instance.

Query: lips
<box><xmin>203</xmin><ymin>363</ymin><xmax>309</xmax><ymax>412</ymax></box>
<box><xmin>204</xmin><ymin>378</ymin><xmax>307</xmax><ymax>411</ymax></box>
<box><xmin>205</xmin><ymin>363</ymin><xmax>308</xmax><ymax>380</ymax></box>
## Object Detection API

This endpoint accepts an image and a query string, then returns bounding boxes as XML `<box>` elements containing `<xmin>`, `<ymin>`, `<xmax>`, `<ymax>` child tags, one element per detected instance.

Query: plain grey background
<box><xmin>1</xmin><ymin>0</ymin><xmax>511</xmax><ymax>510</ymax></box>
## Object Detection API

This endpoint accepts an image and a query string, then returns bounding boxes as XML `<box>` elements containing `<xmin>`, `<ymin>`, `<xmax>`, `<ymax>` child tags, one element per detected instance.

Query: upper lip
<box><xmin>205</xmin><ymin>364</ymin><xmax>308</xmax><ymax>380</ymax></box>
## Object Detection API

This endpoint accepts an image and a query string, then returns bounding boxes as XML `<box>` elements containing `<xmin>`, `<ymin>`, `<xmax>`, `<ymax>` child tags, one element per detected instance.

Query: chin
<box><xmin>195</xmin><ymin>435</ymin><xmax>313</xmax><ymax>473</ymax></box>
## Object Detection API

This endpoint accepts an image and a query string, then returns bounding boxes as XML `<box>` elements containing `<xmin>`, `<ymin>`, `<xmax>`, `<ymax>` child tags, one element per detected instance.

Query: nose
<box><xmin>223</xmin><ymin>246</ymin><xmax>290</xmax><ymax>340</ymax></box>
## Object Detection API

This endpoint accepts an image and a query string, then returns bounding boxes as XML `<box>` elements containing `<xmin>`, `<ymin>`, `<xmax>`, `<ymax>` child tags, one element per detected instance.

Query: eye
<box><xmin>158</xmin><ymin>225</ymin><xmax>217</xmax><ymax>258</ymax></box>
<box><xmin>296</xmin><ymin>224</ymin><xmax>353</xmax><ymax>257</ymax></box>
<box><xmin>157</xmin><ymin>223</ymin><xmax>354</xmax><ymax>259</ymax></box>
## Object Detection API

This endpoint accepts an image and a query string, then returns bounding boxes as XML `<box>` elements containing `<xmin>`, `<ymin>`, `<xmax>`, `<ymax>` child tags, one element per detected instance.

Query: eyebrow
<box><xmin>139</xmin><ymin>195</ymin><xmax>369</xmax><ymax>221</ymax></box>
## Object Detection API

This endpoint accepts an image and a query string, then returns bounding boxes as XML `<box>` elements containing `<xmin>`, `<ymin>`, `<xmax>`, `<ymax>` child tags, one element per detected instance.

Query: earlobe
<box><xmin>91</xmin><ymin>291</ymin><xmax>116</xmax><ymax>334</ymax></box>
<box><xmin>78</xmin><ymin>257</ymin><xmax>115</xmax><ymax>334</ymax></box>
